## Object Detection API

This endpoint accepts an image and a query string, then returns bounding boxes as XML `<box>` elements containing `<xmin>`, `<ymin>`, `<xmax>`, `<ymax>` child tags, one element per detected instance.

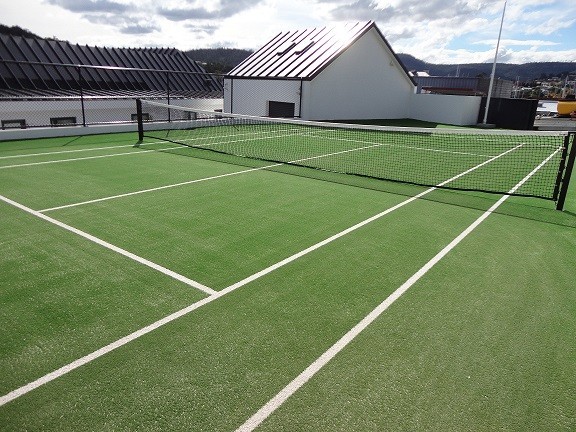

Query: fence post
<box><xmin>556</xmin><ymin>133</ymin><xmax>576</xmax><ymax>211</ymax></box>
<box><xmin>78</xmin><ymin>66</ymin><xmax>86</xmax><ymax>127</ymax></box>
<box><xmin>166</xmin><ymin>72</ymin><xmax>171</xmax><ymax>123</ymax></box>
<box><xmin>136</xmin><ymin>99</ymin><xmax>144</xmax><ymax>142</ymax></box>
<box><xmin>298</xmin><ymin>78</ymin><xmax>303</xmax><ymax>118</ymax></box>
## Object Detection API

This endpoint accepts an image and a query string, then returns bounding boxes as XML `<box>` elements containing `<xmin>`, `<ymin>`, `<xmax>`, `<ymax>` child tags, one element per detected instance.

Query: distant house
<box><xmin>410</xmin><ymin>72</ymin><xmax>513</xmax><ymax>98</ymax></box>
<box><xmin>224</xmin><ymin>21</ymin><xmax>417</xmax><ymax>120</ymax></box>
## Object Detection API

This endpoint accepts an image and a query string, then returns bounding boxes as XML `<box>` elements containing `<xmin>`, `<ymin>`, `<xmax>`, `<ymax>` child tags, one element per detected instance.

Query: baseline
<box><xmin>0</xmin><ymin>146</ymin><xmax>181</xmax><ymax>170</ymax></box>
<box><xmin>0</xmin><ymin>142</ymin><xmax>142</xmax><ymax>160</ymax></box>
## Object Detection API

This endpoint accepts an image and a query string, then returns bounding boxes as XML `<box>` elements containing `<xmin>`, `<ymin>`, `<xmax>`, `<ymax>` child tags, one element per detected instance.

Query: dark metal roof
<box><xmin>227</xmin><ymin>21</ymin><xmax>415</xmax><ymax>84</ymax></box>
<box><xmin>0</xmin><ymin>34</ymin><xmax>222</xmax><ymax>97</ymax></box>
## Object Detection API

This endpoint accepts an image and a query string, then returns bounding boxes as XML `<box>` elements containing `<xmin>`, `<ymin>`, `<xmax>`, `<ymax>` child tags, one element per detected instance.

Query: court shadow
<box><xmin>134</xmin><ymin>139</ymin><xmax>576</xmax><ymax>229</ymax></box>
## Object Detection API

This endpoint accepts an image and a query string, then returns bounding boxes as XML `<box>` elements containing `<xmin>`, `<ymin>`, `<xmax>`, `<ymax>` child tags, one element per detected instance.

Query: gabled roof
<box><xmin>0</xmin><ymin>34</ymin><xmax>222</xmax><ymax>98</ymax></box>
<box><xmin>227</xmin><ymin>21</ymin><xmax>415</xmax><ymax>83</ymax></box>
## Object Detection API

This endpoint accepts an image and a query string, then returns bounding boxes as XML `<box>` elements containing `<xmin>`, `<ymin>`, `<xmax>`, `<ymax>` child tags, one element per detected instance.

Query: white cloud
<box><xmin>1</xmin><ymin>0</ymin><xmax>574</xmax><ymax>63</ymax></box>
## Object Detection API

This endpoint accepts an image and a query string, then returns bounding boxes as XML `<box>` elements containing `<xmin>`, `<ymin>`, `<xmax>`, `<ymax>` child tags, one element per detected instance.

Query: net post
<box><xmin>552</xmin><ymin>134</ymin><xmax>571</xmax><ymax>201</ymax></box>
<box><xmin>556</xmin><ymin>133</ymin><xmax>576</xmax><ymax>211</ymax></box>
<box><xmin>136</xmin><ymin>98</ymin><xmax>144</xmax><ymax>143</ymax></box>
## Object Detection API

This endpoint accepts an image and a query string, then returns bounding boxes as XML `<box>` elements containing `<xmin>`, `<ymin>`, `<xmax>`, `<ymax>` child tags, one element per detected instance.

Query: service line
<box><xmin>0</xmin><ymin>194</ymin><xmax>215</xmax><ymax>296</ymax></box>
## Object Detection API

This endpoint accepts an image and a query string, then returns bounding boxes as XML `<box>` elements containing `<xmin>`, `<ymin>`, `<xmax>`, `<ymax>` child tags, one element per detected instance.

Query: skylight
<box><xmin>294</xmin><ymin>41</ymin><xmax>315</xmax><ymax>55</ymax></box>
<box><xmin>276</xmin><ymin>41</ymin><xmax>296</xmax><ymax>56</ymax></box>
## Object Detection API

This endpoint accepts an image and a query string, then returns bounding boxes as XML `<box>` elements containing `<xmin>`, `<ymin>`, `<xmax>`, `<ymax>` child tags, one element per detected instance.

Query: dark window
<box><xmin>268</xmin><ymin>101</ymin><xmax>295</xmax><ymax>118</ymax></box>
<box><xmin>50</xmin><ymin>117</ymin><xmax>77</xmax><ymax>126</ymax></box>
<box><xmin>132</xmin><ymin>113</ymin><xmax>151</xmax><ymax>121</ymax></box>
<box><xmin>1</xmin><ymin>119</ymin><xmax>26</xmax><ymax>129</ymax></box>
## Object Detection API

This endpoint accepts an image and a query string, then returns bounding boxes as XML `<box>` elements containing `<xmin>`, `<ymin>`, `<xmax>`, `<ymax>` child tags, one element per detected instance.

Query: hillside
<box><xmin>185</xmin><ymin>48</ymin><xmax>253</xmax><ymax>74</ymax></box>
<box><xmin>397</xmin><ymin>54</ymin><xmax>576</xmax><ymax>82</ymax></box>
<box><xmin>0</xmin><ymin>24</ymin><xmax>42</xmax><ymax>39</ymax></box>
<box><xmin>183</xmin><ymin>48</ymin><xmax>575</xmax><ymax>81</ymax></box>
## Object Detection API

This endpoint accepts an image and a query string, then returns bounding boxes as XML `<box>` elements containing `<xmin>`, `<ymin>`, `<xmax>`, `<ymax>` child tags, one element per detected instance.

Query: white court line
<box><xmin>329</xmin><ymin>135</ymin><xmax>497</xmax><ymax>158</ymax></box>
<box><xmin>0</xmin><ymin>143</ymin><xmax>524</xmax><ymax>407</ymax></box>
<box><xmin>39</xmin><ymin>137</ymin><xmax>419</xmax><ymax>212</ymax></box>
<box><xmin>39</xmin><ymin>164</ymin><xmax>282</xmax><ymax>213</ymax></box>
<box><xmin>0</xmin><ymin>147</ymin><xmax>173</xmax><ymax>169</ymax></box>
<box><xmin>234</xmin><ymin>146</ymin><xmax>562</xmax><ymax>432</ymax></box>
<box><xmin>0</xmin><ymin>130</ymin><xmax>300</xmax><ymax>170</ymax></box>
<box><xmin>0</xmin><ymin>138</ymin><xmax>235</xmax><ymax>161</ymax></box>
<box><xmin>307</xmin><ymin>131</ymin><xmax>498</xmax><ymax>158</ymax></box>
<box><xmin>0</xmin><ymin>142</ymin><xmax>141</xmax><ymax>160</ymax></box>
<box><xmin>0</xmin><ymin>124</ymin><xmax>347</xmax><ymax>163</ymax></box>
<box><xmin>153</xmin><ymin>126</ymin><xmax>303</xmax><ymax>146</ymax></box>
<box><xmin>0</xmin><ymin>194</ymin><xmax>216</xmax><ymax>296</ymax></box>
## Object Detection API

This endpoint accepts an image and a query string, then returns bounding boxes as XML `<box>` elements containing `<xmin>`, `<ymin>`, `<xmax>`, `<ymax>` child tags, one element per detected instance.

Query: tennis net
<box><xmin>136</xmin><ymin>99</ymin><xmax>575</xmax><ymax>206</ymax></box>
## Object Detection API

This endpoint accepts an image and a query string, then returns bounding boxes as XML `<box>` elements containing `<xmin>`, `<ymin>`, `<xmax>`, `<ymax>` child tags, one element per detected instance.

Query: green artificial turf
<box><xmin>0</xmin><ymin>132</ymin><xmax>574</xmax><ymax>431</ymax></box>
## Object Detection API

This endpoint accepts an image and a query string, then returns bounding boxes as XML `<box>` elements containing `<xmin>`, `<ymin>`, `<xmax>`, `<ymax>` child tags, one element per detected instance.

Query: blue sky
<box><xmin>3</xmin><ymin>0</ymin><xmax>575</xmax><ymax>64</ymax></box>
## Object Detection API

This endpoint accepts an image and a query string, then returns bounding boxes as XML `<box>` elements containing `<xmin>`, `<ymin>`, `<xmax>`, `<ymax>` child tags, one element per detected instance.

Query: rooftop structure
<box><xmin>224</xmin><ymin>21</ymin><xmax>419</xmax><ymax>121</ymax></box>
<box><xmin>0</xmin><ymin>34</ymin><xmax>222</xmax><ymax>98</ymax></box>
<box><xmin>228</xmin><ymin>21</ymin><xmax>415</xmax><ymax>83</ymax></box>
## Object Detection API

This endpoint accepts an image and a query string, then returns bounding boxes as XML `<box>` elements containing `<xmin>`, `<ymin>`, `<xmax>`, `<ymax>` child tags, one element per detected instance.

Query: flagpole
<box><xmin>482</xmin><ymin>0</ymin><xmax>507</xmax><ymax>125</ymax></box>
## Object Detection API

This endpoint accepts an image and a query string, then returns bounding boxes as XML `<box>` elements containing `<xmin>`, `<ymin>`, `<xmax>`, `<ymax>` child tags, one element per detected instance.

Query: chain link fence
<box><xmin>224</xmin><ymin>77</ymin><xmax>303</xmax><ymax>118</ymax></box>
<box><xmin>0</xmin><ymin>61</ymin><xmax>224</xmax><ymax>129</ymax></box>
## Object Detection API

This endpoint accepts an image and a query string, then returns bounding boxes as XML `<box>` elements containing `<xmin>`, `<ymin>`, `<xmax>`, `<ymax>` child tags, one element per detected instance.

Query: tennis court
<box><xmin>1</xmin><ymin>116</ymin><xmax>575</xmax><ymax>431</ymax></box>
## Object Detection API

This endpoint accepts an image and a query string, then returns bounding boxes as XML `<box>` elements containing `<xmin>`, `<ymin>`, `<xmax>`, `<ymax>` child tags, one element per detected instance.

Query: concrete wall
<box><xmin>224</xmin><ymin>78</ymin><xmax>301</xmax><ymax>116</ymax></box>
<box><xmin>0</xmin><ymin>123</ymin><xmax>138</xmax><ymax>141</ymax></box>
<box><xmin>303</xmin><ymin>28</ymin><xmax>415</xmax><ymax>120</ymax></box>
<box><xmin>410</xmin><ymin>93</ymin><xmax>482</xmax><ymax>125</ymax></box>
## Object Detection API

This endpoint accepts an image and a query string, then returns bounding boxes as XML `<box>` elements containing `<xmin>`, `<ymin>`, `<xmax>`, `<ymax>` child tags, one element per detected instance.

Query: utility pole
<box><xmin>481</xmin><ymin>1</ymin><xmax>507</xmax><ymax>126</ymax></box>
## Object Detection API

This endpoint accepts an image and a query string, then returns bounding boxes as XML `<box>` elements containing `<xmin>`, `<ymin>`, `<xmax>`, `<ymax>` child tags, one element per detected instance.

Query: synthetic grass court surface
<box><xmin>0</xmin><ymin>132</ymin><xmax>575</xmax><ymax>431</ymax></box>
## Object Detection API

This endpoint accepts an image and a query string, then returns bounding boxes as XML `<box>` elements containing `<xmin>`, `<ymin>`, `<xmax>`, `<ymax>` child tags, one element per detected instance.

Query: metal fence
<box><xmin>0</xmin><ymin>60</ymin><xmax>224</xmax><ymax>129</ymax></box>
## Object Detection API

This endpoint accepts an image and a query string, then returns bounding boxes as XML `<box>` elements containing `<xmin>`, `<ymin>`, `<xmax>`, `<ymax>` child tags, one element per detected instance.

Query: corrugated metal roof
<box><xmin>227</xmin><ymin>21</ymin><xmax>414</xmax><ymax>83</ymax></box>
<box><xmin>0</xmin><ymin>34</ymin><xmax>222</xmax><ymax>96</ymax></box>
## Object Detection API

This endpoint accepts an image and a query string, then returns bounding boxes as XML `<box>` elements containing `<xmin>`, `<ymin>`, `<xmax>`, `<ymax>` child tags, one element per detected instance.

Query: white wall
<box><xmin>410</xmin><ymin>94</ymin><xmax>482</xmax><ymax>126</ymax></box>
<box><xmin>0</xmin><ymin>98</ymin><xmax>224</xmax><ymax>141</ymax></box>
<box><xmin>222</xmin><ymin>28</ymin><xmax>482</xmax><ymax>124</ymax></box>
<box><xmin>224</xmin><ymin>78</ymin><xmax>301</xmax><ymax>116</ymax></box>
<box><xmin>303</xmin><ymin>28</ymin><xmax>415</xmax><ymax>120</ymax></box>
<box><xmin>0</xmin><ymin>98</ymin><xmax>223</xmax><ymax>128</ymax></box>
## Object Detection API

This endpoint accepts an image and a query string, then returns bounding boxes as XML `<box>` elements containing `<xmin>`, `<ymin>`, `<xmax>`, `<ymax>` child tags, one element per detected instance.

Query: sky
<box><xmin>2</xmin><ymin>0</ymin><xmax>576</xmax><ymax>64</ymax></box>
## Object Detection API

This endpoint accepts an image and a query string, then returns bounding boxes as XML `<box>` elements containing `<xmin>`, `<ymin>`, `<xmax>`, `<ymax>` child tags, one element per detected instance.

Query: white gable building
<box><xmin>224</xmin><ymin>21</ymin><xmax>481</xmax><ymax>125</ymax></box>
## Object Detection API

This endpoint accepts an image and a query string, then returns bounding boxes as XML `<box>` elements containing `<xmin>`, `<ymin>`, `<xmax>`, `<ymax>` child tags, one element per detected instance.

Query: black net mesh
<box><xmin>138</xmin><ymin>100</ymin><xmax>571</xmax><ymax>200</ymax></box>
